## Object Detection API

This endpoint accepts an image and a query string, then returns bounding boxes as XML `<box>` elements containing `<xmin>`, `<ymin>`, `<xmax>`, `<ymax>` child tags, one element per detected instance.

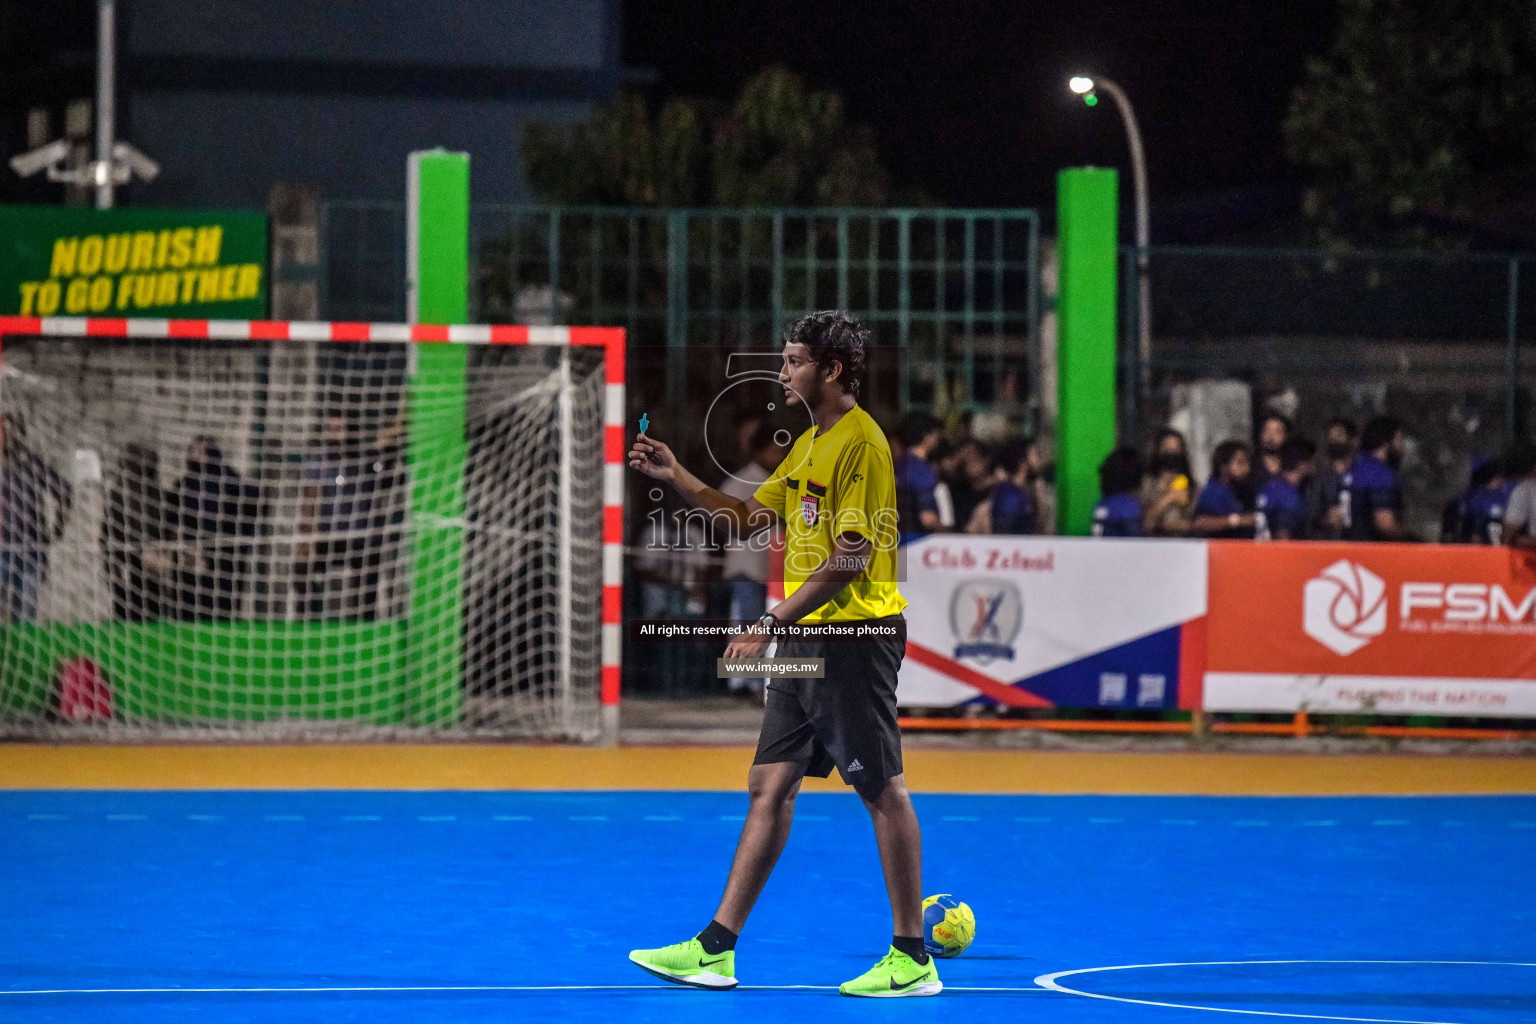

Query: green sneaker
<box><xmin>628</xmin><ymin>936</ymin><xmax>738</xmax><ymax>990</ymax></box>
<box><xmin>839</xmin><ymin>946</ymin><xmax>942</xmax><ymax>997</ymax></box>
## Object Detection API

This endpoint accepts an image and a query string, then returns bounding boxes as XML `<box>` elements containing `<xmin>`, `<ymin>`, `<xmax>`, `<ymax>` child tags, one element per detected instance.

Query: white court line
<box><xmin>0</xmin><ymin>984</ymin><xmax>1049</xmax><ymax>997</ymax></box>
<box><xmin>1033</xmin><ymin>958</ymin><xmax>1536</xmax><ymax>1024</ymax></box>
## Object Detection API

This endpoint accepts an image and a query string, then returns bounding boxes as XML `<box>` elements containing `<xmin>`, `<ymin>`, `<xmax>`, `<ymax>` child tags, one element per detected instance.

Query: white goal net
<box><xmin>0</xmin><ymin>320</ymin><xmax>621</xmax><ymax>741</ymax></box>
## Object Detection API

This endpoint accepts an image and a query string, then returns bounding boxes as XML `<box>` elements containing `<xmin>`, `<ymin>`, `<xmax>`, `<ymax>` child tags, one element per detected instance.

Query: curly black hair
<box><xmin>783</xmin><ymin>310</ymin><xmax>867</xmax><ymax>399</ymax></box>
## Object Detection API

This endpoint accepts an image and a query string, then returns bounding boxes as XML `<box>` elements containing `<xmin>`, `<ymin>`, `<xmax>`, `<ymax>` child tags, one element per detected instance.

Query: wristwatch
<box><xmin>757</xmin><ymin>611</ymin><xmax>779</xmax><ymax>632</ymax></box>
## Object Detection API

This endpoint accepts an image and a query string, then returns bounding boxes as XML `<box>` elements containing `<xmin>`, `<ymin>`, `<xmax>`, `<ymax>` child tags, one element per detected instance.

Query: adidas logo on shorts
<box><xmin>847</xmin><ymin>759</ymin><xmax>864</xmax><ymax>771</ymax></box>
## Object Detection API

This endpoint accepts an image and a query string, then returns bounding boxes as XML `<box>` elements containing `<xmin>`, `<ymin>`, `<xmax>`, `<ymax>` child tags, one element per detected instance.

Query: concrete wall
<box><xmin>129</xmin><ymin>92</ymin><xmax>591</xmax><ymax>206</ymax></box>
<box><xmin>128</xmin><ymin>0</ymin><xmax>612</xmax><ymax>68</ymax></box>
<box><xmin>121</xmin><ymin>0</ymin><xmax>620</xmax><ymax>205</ymax></box>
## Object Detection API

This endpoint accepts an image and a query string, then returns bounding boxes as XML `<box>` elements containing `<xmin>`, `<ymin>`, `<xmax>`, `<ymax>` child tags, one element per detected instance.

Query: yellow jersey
<box><xmin>753</xmin><ymin>404</ymin><xmax>906</xmax><ymax>623</ymax></box>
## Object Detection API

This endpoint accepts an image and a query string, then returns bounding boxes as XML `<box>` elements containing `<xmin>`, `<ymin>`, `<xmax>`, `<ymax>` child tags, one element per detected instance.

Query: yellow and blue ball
<box><xmin>921</xmin><ymin>893</ymin><xmax>975</xmax><ymax>958</ymax></box>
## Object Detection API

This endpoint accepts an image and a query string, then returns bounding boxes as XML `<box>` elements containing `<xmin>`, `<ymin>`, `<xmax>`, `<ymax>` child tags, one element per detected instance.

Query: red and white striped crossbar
<box><xmin>0</xmin><ymin>316</ymin><xmax>627</xmax><ymax>716</ymax></box>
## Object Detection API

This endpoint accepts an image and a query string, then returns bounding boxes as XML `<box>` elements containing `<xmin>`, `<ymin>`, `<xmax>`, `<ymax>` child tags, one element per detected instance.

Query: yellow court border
<box><xmin>2</xmin><ymin>745</ymin><xmax>1534</xmax><ymax>794</ymax></box>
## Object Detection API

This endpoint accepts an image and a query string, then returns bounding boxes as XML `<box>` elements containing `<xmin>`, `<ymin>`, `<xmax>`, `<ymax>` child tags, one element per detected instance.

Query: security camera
<box><xmin>9</xmin><ymin>139</ymin><xmax>71</xmax><ymax>178</ymax></box>
<box><xmin>112</xmin><ymin>142</ymin><xmax>159</xmax><ymax>182</ymax></box>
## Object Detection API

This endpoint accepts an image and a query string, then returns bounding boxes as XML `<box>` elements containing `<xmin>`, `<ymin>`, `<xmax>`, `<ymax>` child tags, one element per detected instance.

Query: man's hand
<box><xmin>628</xmin><ymin>431</ymin><xmax>678</xmax><ymax>483</ymax></box>
<box><xmin>724</xmin><ymin>621</ymin><xmax>773</xmax><ymax>660</ymax></box>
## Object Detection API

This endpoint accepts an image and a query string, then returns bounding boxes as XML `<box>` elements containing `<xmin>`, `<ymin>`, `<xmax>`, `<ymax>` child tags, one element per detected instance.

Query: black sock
<box><xmin>892</xmin><ymin>934</ymin><xmax>929</xmax><ymax>965</ymax></box>
<box><xmin>697</xmin><ymin>919</ymin><xmax>738</xmax><ymax>956</ymax></box>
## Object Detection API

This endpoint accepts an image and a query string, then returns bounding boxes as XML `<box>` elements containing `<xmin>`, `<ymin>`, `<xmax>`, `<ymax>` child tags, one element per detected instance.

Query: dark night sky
<box><xmin>625</xmin><ymin>0</ymin><xmax>1340</xmax><ymax>236</ymax></box>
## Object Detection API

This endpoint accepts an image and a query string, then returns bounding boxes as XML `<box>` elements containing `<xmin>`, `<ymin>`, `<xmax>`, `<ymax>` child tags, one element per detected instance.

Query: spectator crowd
<box><xmin>891</xmin><ymin>410</ymin><xmax>1536</xmax><ymax>550</ymax></box>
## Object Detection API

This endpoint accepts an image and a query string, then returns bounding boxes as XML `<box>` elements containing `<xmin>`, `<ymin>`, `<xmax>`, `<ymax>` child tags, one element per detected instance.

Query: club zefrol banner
<box><xmin>1205</xmin><ymin>541</ymin><xmax>1536</xmax><ymax>717</ymax></box>
<box><xmin>895</xmin><ymin>535</ymin><xmax>1207</xmax><ymax>709</ymax></box>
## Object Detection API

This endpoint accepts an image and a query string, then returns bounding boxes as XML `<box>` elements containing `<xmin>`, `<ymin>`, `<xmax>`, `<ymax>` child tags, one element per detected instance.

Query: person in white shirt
<box><xmin>1503</xmin><ymin>441</ymin><xmax>1536</xmax><ymax>551</ymax></box>
<box><xmin>717</xmin><ymin>421</ymin><xmax>787</xmax><ymax>695</ymax></box>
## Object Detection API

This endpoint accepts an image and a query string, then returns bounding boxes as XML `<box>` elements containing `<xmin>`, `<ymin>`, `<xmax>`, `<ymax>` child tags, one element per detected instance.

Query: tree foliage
<box><xmin>522</xmin><ymin>67</ymin><xmax>891</xmax><ymax>207</ymax></box>
<box><xmin>1283</xmin><ymin>0</ymin><xmax>1536</xmax><ymax>246</ymax></box>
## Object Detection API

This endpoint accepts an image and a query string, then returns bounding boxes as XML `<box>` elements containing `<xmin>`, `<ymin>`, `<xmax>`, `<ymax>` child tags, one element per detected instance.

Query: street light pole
<box><xmin>94</xmin><ymin>0</ymin><xmax>117</xmax><ymax>209</ymax></box>
<box><xmin>10</xmin><ymin>0</ymin><xmax>157</xmax><ymax>200</ymax></box>
<box><xmin>1069</xmin><ymin>76</ymin><xmax>1150</xmax><ymax>411</ymax></box>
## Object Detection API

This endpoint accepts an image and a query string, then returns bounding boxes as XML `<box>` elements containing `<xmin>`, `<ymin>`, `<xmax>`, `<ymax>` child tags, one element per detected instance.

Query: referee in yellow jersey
<box><xmin>626</xmin><ymin>311</ymin><xmax>939</xmax><ymax>997</ymax></box>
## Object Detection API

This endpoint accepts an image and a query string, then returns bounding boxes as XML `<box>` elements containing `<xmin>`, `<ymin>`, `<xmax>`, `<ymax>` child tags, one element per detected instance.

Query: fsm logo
<box><xmin>1303</xmin><ymin>559</ymin><xmax>1387</xmax><ymax>655</ymax></box>
<box><xmin>949</xmin><ymin>579</ymin><xmax>1022</xmax><ymax>664</ymax></box>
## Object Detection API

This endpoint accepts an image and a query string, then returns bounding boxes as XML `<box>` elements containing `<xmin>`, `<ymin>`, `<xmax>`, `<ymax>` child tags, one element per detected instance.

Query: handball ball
<box><xmin>921</xmin><ymin>894</ymin><xmax>975</xmax><ymax>958</ymax></box>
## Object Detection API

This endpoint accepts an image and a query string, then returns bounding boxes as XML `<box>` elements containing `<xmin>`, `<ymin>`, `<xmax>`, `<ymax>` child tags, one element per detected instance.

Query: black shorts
<box><xmin>752</xmin><ymin>615</ymin><xmax>906</xmax><ymax>793</ymax></box>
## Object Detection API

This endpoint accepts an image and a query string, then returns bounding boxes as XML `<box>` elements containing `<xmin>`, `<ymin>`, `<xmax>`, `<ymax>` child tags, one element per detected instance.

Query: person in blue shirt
<box><xmin>979</xmin><ymin>441</ymin><xmax>1039</xmax><ymax>535</ymax></box>
<box><xmin>1256</xmin><ymin>437</ymin><xmax>1316</xmax><ymax>540</ymax></box>
<box><xmin>1192</xmin><ymin>440</ymin><xmax>1257</xmax><ymax>538</ymax></box>
<box><xmin>1091</xmin><ymin>447</ymin><xmax>1144</xmax><ymax>537</ymax></box>
<box><xmin>893</xmin><ymin>413</ymin><xmax>942</xmax><ymax>540</ymax></box>
<box><xmin>1448</xmin><ymin>456</ymin><xmax>1511</xmax><ymax>545</ymax></box>
<box><xmin>1342</xmin><ymin>415</ymin><xmax>1411</xmax><ymax>541</ymax></box>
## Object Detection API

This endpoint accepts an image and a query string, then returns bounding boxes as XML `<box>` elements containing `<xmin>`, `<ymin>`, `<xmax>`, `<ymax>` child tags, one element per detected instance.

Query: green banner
<box><xmin>0</xmin><ymin>204</ymin><xmax>268</xmax><ymax>319</ymax></box>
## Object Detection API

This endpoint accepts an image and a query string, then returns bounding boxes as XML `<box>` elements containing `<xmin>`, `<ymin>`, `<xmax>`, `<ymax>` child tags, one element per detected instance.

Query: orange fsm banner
<box><xmin>1205</xmin><ymin>541</ymin><xmax>1536</xmax><ymax>716</ymax></box>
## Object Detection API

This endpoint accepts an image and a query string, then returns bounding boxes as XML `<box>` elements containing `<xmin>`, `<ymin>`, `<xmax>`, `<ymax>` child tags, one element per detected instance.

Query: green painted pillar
<box><xmin>1056</xmin><ymin>167</ymin><xmax>1119</xmax><ymax>536</ymax></box>
<box><xmin>406</xmin><ymin>149</ymin><xmax>469</xmax><ymax>723</ymax></box>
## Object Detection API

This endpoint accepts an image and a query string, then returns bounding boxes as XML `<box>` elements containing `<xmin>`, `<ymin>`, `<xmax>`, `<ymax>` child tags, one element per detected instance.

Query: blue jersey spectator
<box><xmin>1450</xmin><ymin>457</ymin><xmax>1512</xmax><ymax>544</ymax></box>
<box><xmin>976</xmin><ymin>441</ymin><xmax>1040</xmax><ymax>535</ymax></box>
<box><xmin>1093</xmin><ymin>493</ymin><xmax>1143</xmax><ymax>537</ymax></box>
<box><xmin>1091</xmin><ymin>447</ymin><xmax>1144</xmax><ymax>537</ymax></box>
<box><xmin>893</xmin><ymin>413</ymin><xmax>942</xmax><ymax>540</ymax></box>
<box><xmin>989</xmin><ymin>480</ymin><xmax>1036</xmax><ymax>534</ymax></box>
<box><xmin>1342</xmin><ymin>416</ymin><xmax>1408</xmax><ymax>541</ymax></box>
<box><xmin>1463</xmin><ymin>481</ymin><xmax>1513</xmax><ymax>545</ymax></box>
<box><xmin>1192</xmin><ymin>441</ymin><xmax>1256</xmax><ymax>538</ymax></box>
<box><xmin>1256</xmin><ymin>437</ymin><xmax>1316</xmax><ymax>540</ymax></box>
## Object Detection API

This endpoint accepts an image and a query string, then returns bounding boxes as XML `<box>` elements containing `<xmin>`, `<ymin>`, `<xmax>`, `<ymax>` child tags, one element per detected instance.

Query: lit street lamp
<box><xmin>1069</xmin><ymin>75</ymin><xmax>1150</xmax><ymax>408</ymax></box>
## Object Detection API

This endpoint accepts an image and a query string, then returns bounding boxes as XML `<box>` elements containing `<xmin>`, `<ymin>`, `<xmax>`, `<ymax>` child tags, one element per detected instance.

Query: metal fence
<box><xmin>1124</xmin><ymin>245</ymin><xmax>1536</xmax><ymax>537</ymax></box>
<box><xmin>323</xmin><ymin>202</ymin><xmax>1042</xmax><ymax>421</ymax></box>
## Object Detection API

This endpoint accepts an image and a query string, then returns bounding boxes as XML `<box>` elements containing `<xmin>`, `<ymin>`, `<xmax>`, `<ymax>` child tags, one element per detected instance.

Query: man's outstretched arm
<box><xmin>628</xmin><ymin>431</ymin><xmax>779</xmax><ymax>537</ymax></box>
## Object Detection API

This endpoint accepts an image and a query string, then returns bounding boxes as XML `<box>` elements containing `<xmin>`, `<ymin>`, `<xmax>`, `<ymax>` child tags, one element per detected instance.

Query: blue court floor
<box><xmin>2</xmin><ymin>791</ymin><xmax>1533</xmax><ymax>1023</ymax></box>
